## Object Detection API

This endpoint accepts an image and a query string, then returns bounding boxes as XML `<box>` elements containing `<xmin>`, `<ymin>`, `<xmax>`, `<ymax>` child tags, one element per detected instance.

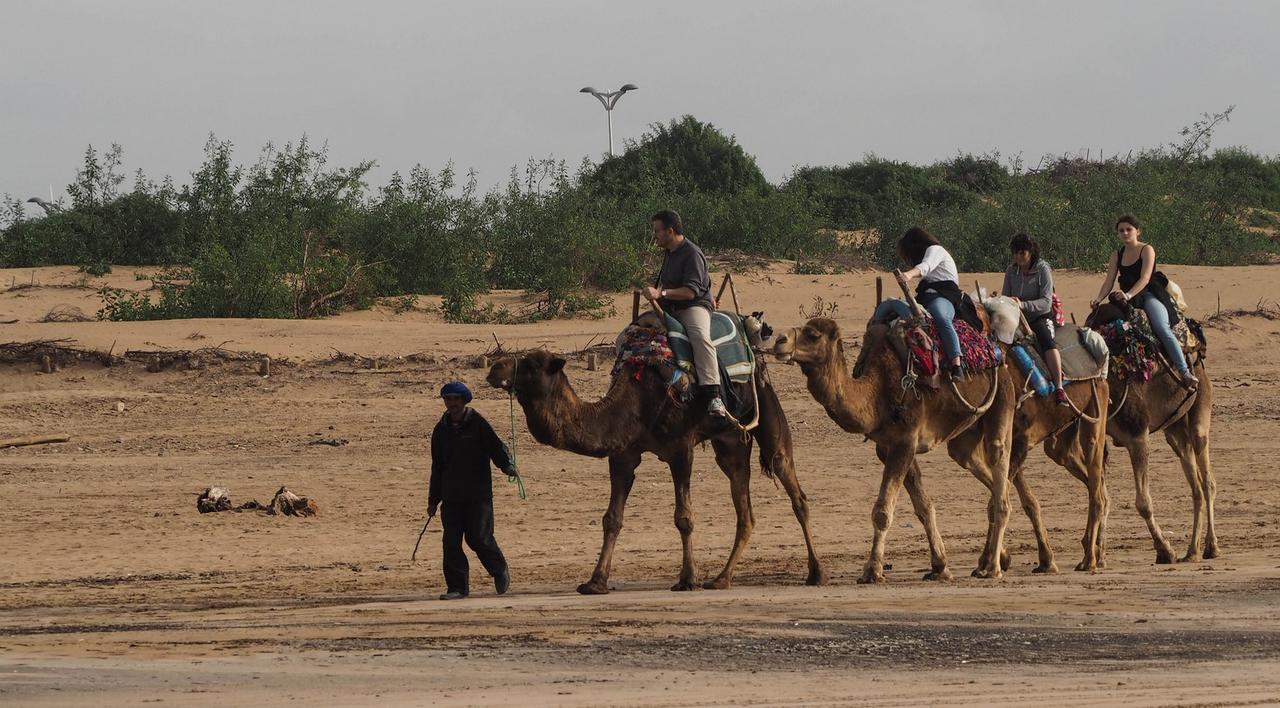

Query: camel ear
<box><xmin>547</xmin><ymin>357</ymin><xmax>567</xmax><ymax>374</ymax></box>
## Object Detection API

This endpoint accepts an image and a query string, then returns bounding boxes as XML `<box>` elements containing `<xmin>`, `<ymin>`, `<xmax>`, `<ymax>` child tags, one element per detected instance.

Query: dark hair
<box><xmin>896</xmin><ymin>226</ymin><xmax>942</xmax><ymax>267</ymax></box>
<box><xmin>1009</xmin><ymin>232</ymin><xmax>1040</xmax><ymax>265</ymax></box>
<box><xmin>651</xmin><ymin>209</ymin><xmax>683</xmax><ymax>235</ymax></box>
<box><xmin>1115</xmin><ymin>214</ymin><xmax>1140</xmax><ymax>230</ymax></box>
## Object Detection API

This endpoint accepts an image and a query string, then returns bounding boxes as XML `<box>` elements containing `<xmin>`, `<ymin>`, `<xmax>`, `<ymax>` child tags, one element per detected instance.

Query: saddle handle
<box><xmin>634</xmin><ymin>290</ymin><xmax>668</xmax><ymax>321</ymax></box>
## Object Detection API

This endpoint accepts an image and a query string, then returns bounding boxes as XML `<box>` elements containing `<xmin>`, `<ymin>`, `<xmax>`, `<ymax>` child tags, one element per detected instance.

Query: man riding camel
<box><xmin>641</xmin><ymin>209</ymin><xmax>727</xmax><ymax>417</ymax></box>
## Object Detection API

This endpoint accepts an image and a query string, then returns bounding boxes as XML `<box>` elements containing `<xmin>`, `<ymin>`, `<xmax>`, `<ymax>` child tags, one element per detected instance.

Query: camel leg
<box><xmin>1165</xmin><ymin>422</ymin><xmax>1206</xmax><ymax>563</ymax></box>
<box><xmin>1194</xmin><ymin>377</ymin><xmax>1219</xmax><ymax>559</ymax></box>
<box><xmin>1124</xmin><ymin>439</ymin><xmax>1176</xmax><ymax>564</ymax></box>
<box><xmin>578</xmin><ymin>451</ymin><xmax>640</xmax><ymax>595</ymax></box>
<box><xmin>859</xmin><ymin>446</ymin><xmax>912</xmax><ymax>584</ymax></box>
<box><xmin>903</xmin><ymin>459</ymin><xmax>951</xmax><ymax>581</ymax></box>
<box><xmin>760</xmin><ymin>433</ymin><xmax>827</xmax><ymax>586</ymax></box>
<box><xmin>972</xmin><ymin>418</ymin><xmax>1012</xmax><ymax>580</ymax></box>
<box><xmin>668</xmin><ymin>447</ymin><xmax>699</xmax><ymax>591</ymax></box>
<box><xmin>948</xmin><ymin>429</ymin><xmax>1011</xmax><ymax>573</ymax></box>
<box><xmin>704</xmin><ymin>439</ymin><xmax>754</xmax><ymax>590</ymax></box>
<box><xmin>1011</xmin><ymin>435</ymin><xmax>1057</xmax><ymax>574</ymax></box>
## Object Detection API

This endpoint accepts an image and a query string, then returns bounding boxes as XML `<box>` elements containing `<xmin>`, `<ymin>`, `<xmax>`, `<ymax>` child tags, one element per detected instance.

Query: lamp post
<box><xmin>579</xmin><ymin>84</ymin><xmax>638</xmax><ymax>158</ymax></box>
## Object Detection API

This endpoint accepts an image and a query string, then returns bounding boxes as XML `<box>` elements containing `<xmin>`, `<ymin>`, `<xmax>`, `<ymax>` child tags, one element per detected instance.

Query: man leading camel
<box><xmin>641</xmin><ymin>209</ymin><xmax>726</xmax><ymax>417</ymax></box>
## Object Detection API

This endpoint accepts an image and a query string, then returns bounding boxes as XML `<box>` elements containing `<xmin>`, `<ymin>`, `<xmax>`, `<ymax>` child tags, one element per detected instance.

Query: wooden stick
<box><xmin>726</xmin><ymin>272</ymin><xmax>742</xmax><ymax>314</ymax></box>
<box><xmin>893</xmin><ymin>270</ymin><xmax>923</xmax><ymax>317</ymax></box>
<box><xmin>631</xmin><ymin>291</ymin><xmax>641</xmax><ymax>321</ymax></box>
<box><xmin>716</xmin><ymin>274</ymin><xmax>731</xmax><ymax>304</ymax></box>
<box><xmin>875</xmin><ymin>276</ymin><xmax>883</xmax><ymax>306</ymax></box>
<box><xmin>0</xmin><ymin>435</ymin><xmax>70</xmax><ymax>449</ymax></box>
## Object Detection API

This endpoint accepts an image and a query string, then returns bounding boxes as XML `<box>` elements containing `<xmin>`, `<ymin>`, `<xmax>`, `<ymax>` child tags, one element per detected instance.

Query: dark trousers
<box><xmin>441</xmin><ymin>499</ymin><xmax>507</xmax><ymax>594</ymax></box>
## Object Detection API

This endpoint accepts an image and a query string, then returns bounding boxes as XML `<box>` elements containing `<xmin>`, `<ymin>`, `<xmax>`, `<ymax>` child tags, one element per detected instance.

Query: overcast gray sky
<box><xmin>3</xmin><ymin>1</ymin><xmax>1278</xmax><ymax>205</ymax></box>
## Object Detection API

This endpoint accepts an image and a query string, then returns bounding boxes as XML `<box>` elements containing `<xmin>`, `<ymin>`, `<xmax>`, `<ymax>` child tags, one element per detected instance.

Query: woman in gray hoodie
<box><xmin>1002</xmin><ymin>233</ymin><xmax>1068</xmax><ymax>406</ymax></box>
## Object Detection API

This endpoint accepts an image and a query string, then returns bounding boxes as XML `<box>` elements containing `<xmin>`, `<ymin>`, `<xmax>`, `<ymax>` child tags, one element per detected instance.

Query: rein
<box><xmin>507</xmin><ymin>356</ymin><xmax>527</xmax><ymax>500</ymax></box>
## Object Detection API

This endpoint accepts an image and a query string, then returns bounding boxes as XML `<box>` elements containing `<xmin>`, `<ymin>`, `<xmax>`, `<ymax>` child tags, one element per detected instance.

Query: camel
<box><xmin>485</xmin><ymin>347</ymin><xmax>826</xmax><ymax>594</ymax></box>
<box><xmin>772</xmin><ymin>318</ymin><xmax>1018</xmax><ymax>582</ymax></box>
<box><xmin>1088</xmin><ymin>302</ymin><xmax>1217</xmax><ymax>563</ymax></box>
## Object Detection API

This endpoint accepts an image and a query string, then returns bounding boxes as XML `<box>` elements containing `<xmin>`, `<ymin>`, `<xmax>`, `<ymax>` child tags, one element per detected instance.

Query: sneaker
<box><xmin>1054</xmin><ymin>388</ymin><xmax>1070</xmax><ymax>407</ymax></box>
<box><xmin>439</xmin><ymin>590</ymin><xmax>467</xmax><ymax>600</ymax></box>
<box><xmin>1180</xmin><ymin>370</ymin><xmax>1199</xmax><ymax>390</ymax></box>
<box><xmin>494</xmin><ymin>568</ymin><xmax>511</xmax><ymax>595</ymax></box>
<box><xmin>708</xmin><ymin>397</ymin><xmax>728</xmax><ymax>417</ymax></box>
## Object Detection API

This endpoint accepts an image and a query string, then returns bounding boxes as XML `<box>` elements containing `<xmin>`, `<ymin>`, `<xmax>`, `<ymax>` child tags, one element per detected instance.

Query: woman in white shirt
<box><xmin>872</xmin><ymin>227</ymin><xmax>976</xmax><ymax>377</ymax></box>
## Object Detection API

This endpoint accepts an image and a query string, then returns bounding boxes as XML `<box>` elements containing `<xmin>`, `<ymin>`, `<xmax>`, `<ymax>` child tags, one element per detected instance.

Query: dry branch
<box><xmin>0</xmin><ymin>339</ymin><xmax>119</xmax><ymax>367</ymax></box>
<box><xmin>0</xmin><ymin>435</ymin><xmax>71</xmax><ymax>449</ymax></box>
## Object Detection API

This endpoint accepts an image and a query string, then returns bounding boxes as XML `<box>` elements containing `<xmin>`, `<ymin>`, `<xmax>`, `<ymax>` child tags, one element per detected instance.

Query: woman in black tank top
<box><xmin>1090</xmin><ymin>215</ymin><xmax>1198</xmax><ymax>388</ymax></box>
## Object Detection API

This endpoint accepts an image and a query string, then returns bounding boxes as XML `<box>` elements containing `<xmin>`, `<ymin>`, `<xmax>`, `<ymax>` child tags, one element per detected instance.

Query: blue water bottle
<box><xmin>1012</xmin><ymin>344</ymin><xmax>1054</xmax><ymax>397</ymax></box>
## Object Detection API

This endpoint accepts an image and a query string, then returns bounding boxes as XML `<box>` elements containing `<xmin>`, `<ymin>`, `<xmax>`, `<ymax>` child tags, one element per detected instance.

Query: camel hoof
<box><xmin>1033</xmin><ymin>563</ymin><xmax>1060</xmax><ymax>574</ymax></box>
<box><xmin>971</xmin><ymin>567</ymin><xmax>1002</xmax><ymax>579</ymax></box>
<box><xmin>806</xmin><ymin>569</ymin><xmax>830</xmax><ymax>586</ymax></box>
<box><xmin>576</xmin><ymin>581</ymin><xmax>609</xmax><ymax>595</ymax></box>
<box><xmin>1178</xmin><ymin>552</ymin><xmax>1202</xmax><ymax>564</ymax></box>
<box><xmin>1073</xmin><ymin>561</ymin><xmax>1096</xmax><ymax>573</ymax></box>
<box><xmin>702</xmin><ymin>577</ymin><xmax>731</xmax><ymax>590</ymax></box>
<box><xmin>856</xmin><ymin>571</ymin><xmax>886</xmax><ymax>584</ymax></box>
<box><xmin>1203</xmin><ymin>545</ymin><xmax>1220</xmax><ymax>560</ymax></box>
<box><xmin>999</xmin><ymin>552</ymin><xmax>1012</xmax><ymax>572</ymax></box>
<box><xmin>1155</xmin><ymin>549</ymin><xmax>1175</xmax><ymax>565</ymax></box>
<box><xmin>922</xmin><ymin>569</ymin><xmax>953</xmax><ymax>582</ymax></box>
<box><xmin>670</xmin><ymin>580</ymin><xmax>698</xmax><ymax>592</ymax></box>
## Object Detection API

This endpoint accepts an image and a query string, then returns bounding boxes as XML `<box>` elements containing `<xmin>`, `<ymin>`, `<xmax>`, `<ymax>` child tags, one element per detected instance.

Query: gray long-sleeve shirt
<box><xmin>1001</xmin><ymin>260</ymin><xmax>1054</xmax><ymax>318</ymax></box>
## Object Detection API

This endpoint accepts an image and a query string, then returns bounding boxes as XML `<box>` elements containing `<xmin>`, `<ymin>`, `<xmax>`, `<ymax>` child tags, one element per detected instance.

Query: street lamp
<box><xmin>579</xmin><ymin>84</ymin><xmax>638</xmax><ymax>158</ymax></box>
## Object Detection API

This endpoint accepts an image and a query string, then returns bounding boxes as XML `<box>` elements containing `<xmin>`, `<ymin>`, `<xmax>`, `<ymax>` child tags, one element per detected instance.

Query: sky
<box><xmin>3</xmin><ymin>0</ymin><xmax>1278</xmax><ymax>206</ymax></box>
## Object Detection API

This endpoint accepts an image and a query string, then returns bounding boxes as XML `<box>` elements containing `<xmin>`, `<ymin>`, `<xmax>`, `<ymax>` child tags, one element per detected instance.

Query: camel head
<box><xmin>1086</xmin><ymin>300</ymin><xmax>1129</xmax><ymax>329</ymax></box>
<box><xmin>486</xmin><ymin>350</ymin><xmax>566</xmax><ymax>400</ymax></box>
<box><xmin>772</xmin><ymin>317</ymin><xmax>843</xmax><ymax>367</ymax></box>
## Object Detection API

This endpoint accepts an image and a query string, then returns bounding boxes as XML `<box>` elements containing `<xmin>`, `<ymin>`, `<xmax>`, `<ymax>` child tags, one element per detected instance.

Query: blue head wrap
<box><xmin>439</xmin><ymin>381</ymin><xmax>473</xmax><ymax>403</ymax></box>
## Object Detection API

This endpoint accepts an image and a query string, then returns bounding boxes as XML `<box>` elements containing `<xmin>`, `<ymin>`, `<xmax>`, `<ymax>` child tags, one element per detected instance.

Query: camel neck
<box><xmin>800</xmin><ymin>346</ymin><xmax>883</xmax><ymax>436</ymax></box>
<box><xmin>517</xmin><ymin>370</ymin><xmax>646</xmax><ymax>457</ymax></box>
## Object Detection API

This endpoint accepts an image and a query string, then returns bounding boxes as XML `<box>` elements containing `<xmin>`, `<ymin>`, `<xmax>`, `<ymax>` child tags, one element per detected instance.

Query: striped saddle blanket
<box><xmin>663</xmin><ymin>310</ymin><xmax>756</xmax><ymax>384</ymax></box>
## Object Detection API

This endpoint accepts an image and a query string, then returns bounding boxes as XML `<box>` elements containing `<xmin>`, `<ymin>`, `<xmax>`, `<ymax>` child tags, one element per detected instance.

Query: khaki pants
<box><xmin>675</xmin><ymin>306</ymin><xmax>720</xmax><ymax>387</ymax></box>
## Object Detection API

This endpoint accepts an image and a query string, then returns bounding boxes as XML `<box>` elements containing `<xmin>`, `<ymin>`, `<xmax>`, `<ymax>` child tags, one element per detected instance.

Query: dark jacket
<box><xmin>429</xmin><ymin>408</ymin><xmax>514</xmax><ymax>506</ymax></box>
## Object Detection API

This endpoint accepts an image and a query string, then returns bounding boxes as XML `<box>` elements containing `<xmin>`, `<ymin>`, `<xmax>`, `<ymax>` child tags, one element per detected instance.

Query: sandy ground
<box><xmin>3</xmin><ymin>262</ymin><xmax>1280</xmax><ymax>706</ymax></box>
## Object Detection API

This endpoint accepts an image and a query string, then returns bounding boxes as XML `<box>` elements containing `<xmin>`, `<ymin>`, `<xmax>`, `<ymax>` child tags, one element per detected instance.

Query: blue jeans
<box><xmin>1133</xmin><ymin>292</ymin><xmax>1189</xmax><ymax>373</ymax></box>
<box><xmin>872</xmin><ymin>296</ymin><xmax>962</xmax><ymax>362</ymax></box>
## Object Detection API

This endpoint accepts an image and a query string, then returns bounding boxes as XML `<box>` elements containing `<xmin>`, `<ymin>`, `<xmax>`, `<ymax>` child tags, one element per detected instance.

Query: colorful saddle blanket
<box><xmin>1095</xmin><ymin>310</ymin><xmax>1205</xmax><ymax>383</ymax></box>
<box><xmin>902</xmin><ymin>317</ymin><xmax>1000</xmax><ymax>377</ymax></box>
<box><xmin>662</xmin><ymin>310</ymin><xmax>756</xmax><ymax>384</ymax></box>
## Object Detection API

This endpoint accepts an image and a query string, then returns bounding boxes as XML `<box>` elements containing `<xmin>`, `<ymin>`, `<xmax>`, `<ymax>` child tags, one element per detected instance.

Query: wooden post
<box><xmin>875</xmin><ymin>276</ymin><xmax>883</xmax><ymax>306</ymax></box>
<box><xmin>726</xmin><ymin>272</ymin><xmax>742</xmax><ymax>314</ymax></box>
<box><xmin>631</xmin><ymin>290</ymin><xmax>641</xmax><ymax>321</ymax></box>
<box><xmin>586</xmin><ymin>353</ymin><xmax>598</xmax><ymax>371</ymax></box>
<box><xmin>258</xmin><ymin>357</ymin><xmax>271</xmax><ymax>377</ymax></box>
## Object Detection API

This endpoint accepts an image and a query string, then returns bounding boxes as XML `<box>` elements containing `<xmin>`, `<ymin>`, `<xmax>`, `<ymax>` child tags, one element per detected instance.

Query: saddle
<box><xmin>661</xmin><ymin>310</ymin><xmax>757</xmax><ymax>384</ymax></box>
<box><xmin>1088</xmin><ymin>300</ymin><xmax>1207</xmax><ymax>383</ymax></box>
<box><xmin>1018</xmin><ymin>323</ymin><xmax>1109</xmax><ymax>383</ymax></box>
<box><xmin>617</xmin><ymin>310</ymin><xmax>758</xmax><ymax>427</ymax></box>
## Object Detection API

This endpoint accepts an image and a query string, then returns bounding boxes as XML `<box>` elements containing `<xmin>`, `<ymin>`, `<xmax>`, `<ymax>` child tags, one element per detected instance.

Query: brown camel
<box><xmin>1088</xmin><ymin>302</ymin><xmax>1217</xmax><ymax>563</ymax></box>
<box><xmin>772</xmin><ymin>318</ymin><xmax>1017</xmax><ymax>582</ymax></box>
<box><xmin>485</xmin><ymin>349</ymin><xmax>826</xmax><ymax>594</ymax></box>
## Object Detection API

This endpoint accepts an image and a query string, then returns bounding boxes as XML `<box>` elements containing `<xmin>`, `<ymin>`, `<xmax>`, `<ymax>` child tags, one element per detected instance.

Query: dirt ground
<box><xmin>3</xmin><ymin>263</ymin><xmax>1280</xmax><ymax>706</ymax></box>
